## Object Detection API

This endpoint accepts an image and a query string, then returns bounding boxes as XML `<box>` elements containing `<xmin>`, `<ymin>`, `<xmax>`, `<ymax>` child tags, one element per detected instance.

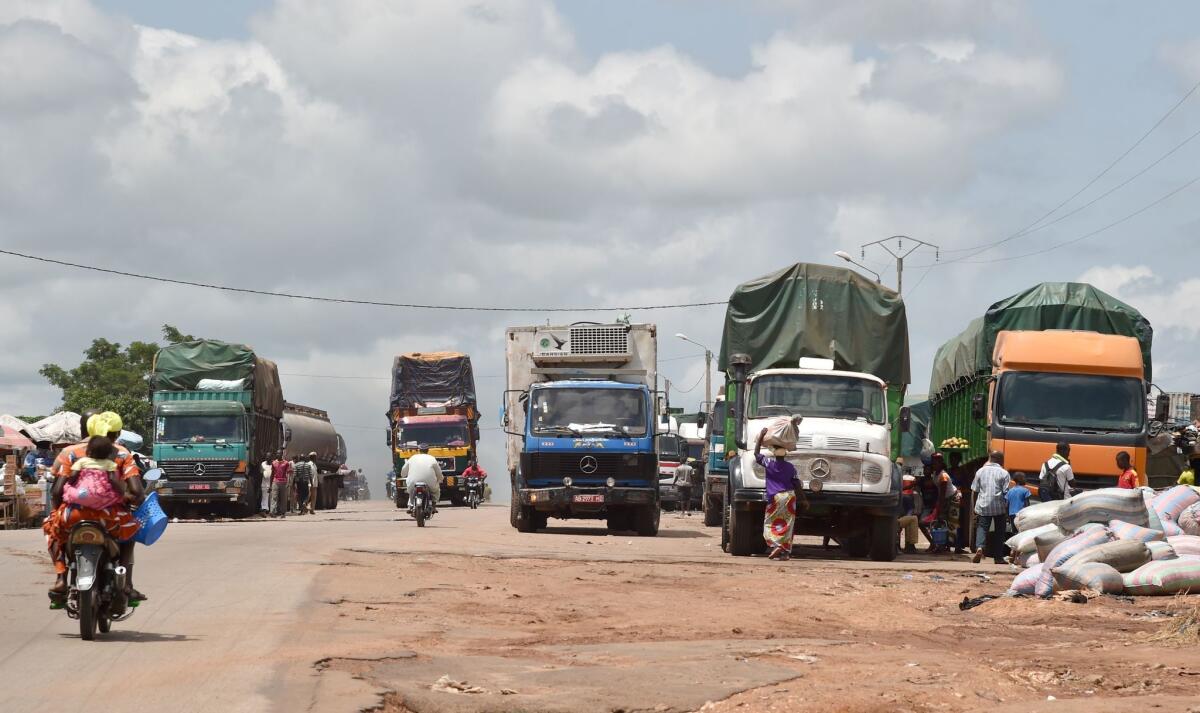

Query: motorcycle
<box><xmin>464</xmin><ymin>475</ymin><xmax>482</xmax><ymax>510</ymax></box>
<box><xmin>408</xmin><ymin>482</ymin><xmax>435</xmax><ymax>527</ymax></box>
<box><xmin>57</xmin><ymin>468</ymin><xmax>162</xmax><ymax>640</ymax></box>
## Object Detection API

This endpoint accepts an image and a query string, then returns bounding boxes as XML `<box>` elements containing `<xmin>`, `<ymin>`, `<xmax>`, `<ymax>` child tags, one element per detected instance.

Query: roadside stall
<box><xmin>0</xmin><ymin>425</ymin><xmax>36</xmax><ymax>528</ymax></box>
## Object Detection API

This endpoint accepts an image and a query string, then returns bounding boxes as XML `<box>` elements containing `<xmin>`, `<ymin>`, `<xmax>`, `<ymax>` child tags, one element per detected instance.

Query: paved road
<box><xmin>0</xmin><ymin>501</ymin><xmax>1010</xmax><ymax>713</ymax></box>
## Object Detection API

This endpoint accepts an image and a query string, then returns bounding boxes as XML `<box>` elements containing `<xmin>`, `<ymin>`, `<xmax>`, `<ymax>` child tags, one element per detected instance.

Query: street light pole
<box><xmin>674</xmin><ymin>333</ymin><xmax>714</xmax><ymax>410</ymax></box>
<box><xmin>857</xmin><ymin>235</ymin><xmax>939</xmax><ymax>293</ymax></box>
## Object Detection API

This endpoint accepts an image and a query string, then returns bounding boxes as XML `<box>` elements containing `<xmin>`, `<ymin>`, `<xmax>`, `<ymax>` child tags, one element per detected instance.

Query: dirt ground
<box><xmin>306</xmin><ymin>505</ymin><xmax>1200</xmax><ymax>713</ymax></box>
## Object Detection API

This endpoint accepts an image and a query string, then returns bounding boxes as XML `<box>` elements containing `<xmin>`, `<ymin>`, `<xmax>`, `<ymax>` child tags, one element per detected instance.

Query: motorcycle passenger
<box><xmin>403</xmin><ymin>445</ymin><xmax>443</xmax><ymax>510</ymax></box>
<box><xmin>44</xmin><ymin>411</ymin><xmax>145</xmax><ymax>600</ymax></box>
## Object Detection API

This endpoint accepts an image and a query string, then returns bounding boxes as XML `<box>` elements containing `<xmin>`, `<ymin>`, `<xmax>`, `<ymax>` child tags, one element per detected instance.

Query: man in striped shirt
<box><xmin>971</xmin><ymin>451</ymin><xmax>1010</xmax><ymax>565</ymax></box>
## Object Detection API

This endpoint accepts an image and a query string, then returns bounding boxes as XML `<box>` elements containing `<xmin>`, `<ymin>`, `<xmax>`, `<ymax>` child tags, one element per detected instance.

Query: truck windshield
<box><xmin>997</xmin><ymin>372</ymin><xmax>1144</xmax><ymax>432</ymax></box>
<box><xmin>656</xmin><ymin>434</ymin><xmax>684</xmax><ymax>459</ymax></box>
<box><xmin>748</xmin><ymin>374</ymin><xmax>886</xmax><ymax>424</ymax></box>
<box><xmin>531</xmin><ymin>388</ymin><xmax>647</xmax><ymax>436</ymax></box>
<box><xmin>396</xmin><ymin>425</ymin><xmax>469</xmax><ymax>447</ymax></box>
<box><xmin>157</xmin><ymin>415</ymin><xmax>243</xmax><ymax>443</ymax></box>
<box><xmin>710</xmin><ymin>401</ymin><xmax>727</xmax><ymax>436</ymax></box>
<box><xmin>687</xmin><ymin>443</ymin><xmax>704</xmax><ymax>460</ymax></box>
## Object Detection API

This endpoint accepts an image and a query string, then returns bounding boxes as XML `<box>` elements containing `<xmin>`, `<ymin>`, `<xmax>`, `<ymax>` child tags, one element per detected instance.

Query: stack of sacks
<box><xmin>1151</xmin><ymin>486</ymin><xmax>1200</xmax><ymax>537</ymax></box>
<box><xmin>1123</xmin><ymin>558</ymin><xmax>1200</xmax><ymax>595</ymax></box>
<box><xmin>1178</xmin><ymin>502</ymin><xmax>1200</xmax><ymax>536</ymax></box>
<box><xmin>1005</xmin><ymin>523</ymin><xmax>1059</xmax><ymax>559</ymax></box>
<box><xmin>1034</xmin><ymin>526</ymin><xmax>1117</xmax><ymax>597</ymax></box>
<box><xmin>1053</xmin><ymin>488</ymin><xmax>1148</xmax><ymax>531</ymax></box>
<box><xmin>1013</xmin><ymin>500</ymin><xmax>1064</xmax><ymax>532</ymax></box>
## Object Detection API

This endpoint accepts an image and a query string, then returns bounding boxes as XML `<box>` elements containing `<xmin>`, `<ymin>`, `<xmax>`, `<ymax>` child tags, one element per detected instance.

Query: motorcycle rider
<box><xmin>461</xmin><ymin>458</ymin><xmax>487</xmax><ymax>483</ymax></box>
<box><xmin>44</xmin><ymin>410</ymin><xmax>146</xmax><ymax>601</ymax></box>
<box><xmin>402</xmin><ymin>444</ymin><xmax>443</xmax><ymax>511</ymax></box>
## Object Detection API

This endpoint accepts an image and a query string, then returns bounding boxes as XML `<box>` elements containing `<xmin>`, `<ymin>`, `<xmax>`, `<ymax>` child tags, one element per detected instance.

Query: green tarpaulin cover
<box><xmin>152</xmin><ymin>340</ymin><xmax>284</xmax><ymax>418</ymax></box>
<box><xmin>929</xmin><ymin>282</ymin><xmax>1154</xmax><ymax>399</ymax></box>
<box><xmin>718</xmin><ymin>263</ymin><xmax>911</xmax><ymax>386</ymax></box>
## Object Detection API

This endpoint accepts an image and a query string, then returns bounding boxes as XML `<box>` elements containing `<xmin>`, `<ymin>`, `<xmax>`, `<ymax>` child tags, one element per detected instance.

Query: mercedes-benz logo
<box><xmin>194</xmin><ymin>463</ymin><xmax>207</xmax><ymax>476</ymax></box>
<box><xmin>808</xmin><ymin>458</ymin><xmax>831</xmax><ymax>479</ymax></box>
<box><xmin>579</xmin><ymin>456</ymin><xmax>599</xmax><ymax>474</ymax></box>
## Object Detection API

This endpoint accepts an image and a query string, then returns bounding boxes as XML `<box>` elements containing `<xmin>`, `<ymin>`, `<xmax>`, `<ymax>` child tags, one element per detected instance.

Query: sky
<box><xmin>5</xmin><ymin>1</ymin><xmax>1200</xmax><ymax>499</ymax></box>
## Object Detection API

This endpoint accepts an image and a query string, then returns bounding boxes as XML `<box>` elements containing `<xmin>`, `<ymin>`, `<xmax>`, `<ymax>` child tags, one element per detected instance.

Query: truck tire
<box><xmin>869</xmin><ymin>514</ymin><xmax>899</xmax><ymax>562</ymax></box>
<box><xmin>703</xmin><ymin>496</ymin><xmax>722</xmax><ymax>527</ymax></box>
<box><xmin>395</xmin><ymin>490</ymin><xmax>408</xmax><ymax>510</ymax></box>
<box><xmin>633</xmin><ymin>503</ymin><xmax>660</xmax><ymax>537</ymax></box>
<box><xmin>728</xmin><ymin>506</ymin><xmax>762</xmax><ymax>556</ymax></box>
<box><xmin>511</xmin><ymin>493</ymin><xmax>541</xmax><ymax>533</ymax></box>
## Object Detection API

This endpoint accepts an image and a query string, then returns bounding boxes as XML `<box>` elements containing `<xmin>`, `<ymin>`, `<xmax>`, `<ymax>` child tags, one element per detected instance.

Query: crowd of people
<box><xmin>259</xmin><ymin>451</ymin><xmax>320</xmax><ymax>518</ymax></box>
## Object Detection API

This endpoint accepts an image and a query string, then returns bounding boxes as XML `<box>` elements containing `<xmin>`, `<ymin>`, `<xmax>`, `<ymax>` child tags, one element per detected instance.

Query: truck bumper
<box><xmin>733</xmin><ymin>487</ymin><xmax>897</xmax><ymax>511</ymax></box>
<box><xmin>520</xmin><ymin>486</ymin><xmax>656</xmax><ymax>515</ymax></box>
<box><xmin>705</xmin><ymin>474</ymin><xmax>728</xmax><ymax>497</ymax></box>
<box><xmin>155</xmin><ymin>481</ymin><xmax>248</xmax><ymax>504</ymax></box>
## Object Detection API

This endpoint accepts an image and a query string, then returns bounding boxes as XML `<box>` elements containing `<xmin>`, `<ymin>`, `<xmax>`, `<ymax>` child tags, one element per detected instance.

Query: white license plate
<box><xmin>573</xmin><ymin>494</ymin><xmax>604</xmax><ymax>504</ymax></box>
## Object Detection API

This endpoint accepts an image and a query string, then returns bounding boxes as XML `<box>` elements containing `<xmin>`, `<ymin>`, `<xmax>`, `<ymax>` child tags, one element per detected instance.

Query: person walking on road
<box><xmin>971</xmin><ymin>451</ymin><xmax>1010</xmax><ymax>564</ymax></box>
<box><xmin>270</xmin><ymin>453</ymin><xmax>292</xmax><ymax>518</ymax></box>
<box><xmin>293</xmin><ymin>454</ymin><xmax>316</xmax><ymax>515</ymax></box>
<box><xmin>674</xmin><ymin>459</ymin><xmax>695</xmax><ymax>516</ymax></box>
<box><xmin>1038</xmin><ymin>442</ymin><xmax>1075</xmax><ymax>501</ymax></box>
<box><xmin>755</xmin><ymin>427</ymin><xmax>801</xmax><ymax>561</ymax></box>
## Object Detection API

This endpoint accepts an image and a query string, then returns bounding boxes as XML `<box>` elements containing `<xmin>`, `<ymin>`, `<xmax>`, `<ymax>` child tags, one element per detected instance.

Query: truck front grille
<box><xmin>525</xmin><ymin>452</ymin><xmax>655</xmax><ymax>485</ymax></box>
<box><xmin>787</xmin><ymin>455</ymin><xmax>862</xmax><ymax>484</ymax></box>
<box><xmin>160</xmin><ymin>460</ymin><xmax>240</xmax><ymax>480</ymax></box>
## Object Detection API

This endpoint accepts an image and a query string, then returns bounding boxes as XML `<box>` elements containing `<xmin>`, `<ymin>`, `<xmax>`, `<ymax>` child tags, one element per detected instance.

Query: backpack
<box><xmin>1039</xmin><ymin>459</ymin><xmax>1066</xmax><ymax>501</ymax></box>
<box><xmin>63</xmin><ymin>467</ymin><xmax>122</xmax><ymax>509</ymax></box>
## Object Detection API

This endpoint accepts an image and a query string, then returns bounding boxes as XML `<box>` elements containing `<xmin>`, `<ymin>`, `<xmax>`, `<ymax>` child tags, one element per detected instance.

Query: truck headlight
<box><xmin>862</xmin><ymin>463</ymin><xmax>885</xmax><ymax>484</ymax></box>
<box><xmin>606</xmin><ymin>477</ymin><xmax>616</xmax><ymax>487</ymax></box>
<box><xmin>809</xmin><ymin>479</ymin><xmax>823</xmax><ymax>493</ymax></box>
<box><xmin>563</xmin><ymin>476</ymin><xmax>573</xmax><ymax>487</ymax></box>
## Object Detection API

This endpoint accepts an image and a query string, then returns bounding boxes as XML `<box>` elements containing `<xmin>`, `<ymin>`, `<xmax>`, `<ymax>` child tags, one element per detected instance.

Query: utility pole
<box><xmin>858</xmin><ymin>235</ymin><xmax>939</xmax><ymax>293</ymax></box>
<box><xmin>674</xmin><ymin>333</ymin><xmax>714</xmax><ymax>411</ymax></box>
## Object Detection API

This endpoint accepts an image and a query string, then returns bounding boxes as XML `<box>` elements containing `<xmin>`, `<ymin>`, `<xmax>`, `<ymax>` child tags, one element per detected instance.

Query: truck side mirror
<box><xmin>971</xmin><ymin>393</ymin><xmax>986</xmax><ymax>421</ymax></box>
<box><xmin>385</xmin><ymin>430</ymin><xmax>392</xmax><ymax>447</ymax></box>
<box><xmin>898</xmin><ymin>406</ymin><xmax>911</xmax><ymax>433</ymax></box>
<box><xmin>696</xmin><ymin>412</ymin><xmax>708</xmax><ymax>428</ymax></box>
<box><xmin>1155</xmin><ymin>393</ymin><xmax>1171</xmax><ymax>422</ymax></box>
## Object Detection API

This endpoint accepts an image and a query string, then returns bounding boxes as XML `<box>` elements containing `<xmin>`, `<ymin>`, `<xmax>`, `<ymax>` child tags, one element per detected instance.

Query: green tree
<box><xmin>39</xmin><ymin>325</ymin><xmax>199</xmax><ymax>441</ymax></box>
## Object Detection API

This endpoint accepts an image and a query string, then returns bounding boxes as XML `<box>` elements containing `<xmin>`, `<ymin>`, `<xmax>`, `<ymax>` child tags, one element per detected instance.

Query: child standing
<box><xmin>1005</xmin><ymin>472</ymin><xmax>1032</xmax><ymax>534</ymax></box>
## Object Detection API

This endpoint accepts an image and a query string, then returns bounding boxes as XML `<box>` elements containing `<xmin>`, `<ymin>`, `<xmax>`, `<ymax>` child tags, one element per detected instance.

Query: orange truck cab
<box><xmin>986</xmin><ymin>330</ymin><xmax>1148</xmax><ymax>490</ymax></box>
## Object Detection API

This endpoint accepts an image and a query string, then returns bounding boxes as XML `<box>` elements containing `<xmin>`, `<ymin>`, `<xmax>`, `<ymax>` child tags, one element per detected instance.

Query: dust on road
<box><xmin>303</xmin><ymin>504</ymin><xmax>1200</xmax><ymax>713</ymax></box>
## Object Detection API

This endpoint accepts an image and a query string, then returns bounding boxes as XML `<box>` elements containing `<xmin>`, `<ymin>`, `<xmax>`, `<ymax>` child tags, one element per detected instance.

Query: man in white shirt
<box><xmin>403</xmin><ymin>445</ymin><xmax>443</xmax><ymax>507</ymax></box>
<box><xmin>673</xmin><ymin>460</ymin><xmax>695</xmax><ymax>516</ymax></box>
<box><xmin>259</xmin><ymin>459</ymin><xmax>272</xmax><ymax>514</ymax></box>
<box><xmin>1039</xmin><ymin>441</ymin><xmax>1075</xmax><ymax>501</ymax></box>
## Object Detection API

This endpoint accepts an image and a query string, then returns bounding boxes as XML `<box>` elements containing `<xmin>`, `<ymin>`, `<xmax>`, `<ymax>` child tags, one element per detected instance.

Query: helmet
<box><xmin>87</xmin><ymin>411</ymin><xmax>123</xmax><ymax>438</ymax></box>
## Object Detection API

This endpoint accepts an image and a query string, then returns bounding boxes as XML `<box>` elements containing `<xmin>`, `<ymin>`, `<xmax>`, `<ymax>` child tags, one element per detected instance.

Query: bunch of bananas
<box><xmin>940</xmin><ymin>437</ymin><xmax>969</xmax><ymax>450</ymax></box>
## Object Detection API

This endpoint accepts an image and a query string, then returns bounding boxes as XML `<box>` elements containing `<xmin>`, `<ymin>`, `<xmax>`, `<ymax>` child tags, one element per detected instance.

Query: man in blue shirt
<box><xmin>971</xmin><ymin>451</ymin><xmax>1010</xmax><ymax>564</ymax></box>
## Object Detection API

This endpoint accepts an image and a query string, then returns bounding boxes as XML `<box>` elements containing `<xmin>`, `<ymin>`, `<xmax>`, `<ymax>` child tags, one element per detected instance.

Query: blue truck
<box><xmin>503</xmin><ymin>323</ymin><xmax>660</xmax><ymax>536</ymax></box>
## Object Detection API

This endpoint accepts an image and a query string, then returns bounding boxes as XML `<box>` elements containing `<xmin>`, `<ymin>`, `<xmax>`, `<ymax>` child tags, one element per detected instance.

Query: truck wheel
<box><xmin>511</xmin><ymin>493</ymin><xmax>540</xmax><ymax>533</ymax></box>
<box><xmin>869</xmin><ymin>514</ymin><xmax>899</xmax><ymax>562</ymax></box>
<box><xmin>728</xmin><ymin>506</ymin><xmax>762</xmax><ymax>556</ymax></box>
<box><xmin>703</xmin><ymin>497</ymin><xmax>721</xmax><ymax>527</ymax></box>
<box><xmin>395</xmin><ymin>491</ymin><xmax>408</xmax><ymax>510</ymax></box>
<box><xmin>633</xmin><ymin>503</ymin><xmax>660</xmax><ymax>537</ymax></box>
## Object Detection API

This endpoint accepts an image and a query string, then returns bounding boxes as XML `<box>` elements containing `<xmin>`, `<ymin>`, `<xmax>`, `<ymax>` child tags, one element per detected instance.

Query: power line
<box><xmin>0</xmin><ymin>248</ymin><xmax>728</xmax><ymax>313</ymax></box>
<box><xmin>947</xmin><ymin>172</ymin><xmax>1200</xmax><ymax>264</ymax></box>
<box><xmin>670</xmin><ymin>371</ymin><xmax>707</xmax><ymax>394</ymax></box>
<box><xmin>279</xmin><ymin>356</ymin><xmax>702</xmax><ymax>382</ymax></box>
<box><xmin>935</xmin><ymin>75</ymin><xmax>1200</xmax><ymax>260</ymax></box>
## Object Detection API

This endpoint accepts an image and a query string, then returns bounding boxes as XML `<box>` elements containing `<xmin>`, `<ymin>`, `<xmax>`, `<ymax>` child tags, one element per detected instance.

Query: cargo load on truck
<box><xmin>152</xmin><ymin>340</ymin><xmax>284</xmax><ymax>418</ymax></box>
<box><xmin>390</xmin><ymin>352</ymin><xmax>477</xmax><ymax>412</ymax></box>
<box><xmin>719</xmin><ymin>262</ymin><xmax>910</xmax><ymax>385</ymax></box>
